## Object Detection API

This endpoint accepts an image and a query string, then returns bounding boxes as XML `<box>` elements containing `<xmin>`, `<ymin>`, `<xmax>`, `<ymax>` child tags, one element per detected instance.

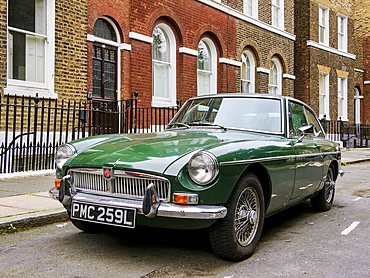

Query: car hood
<box><xmin>66</xmin><ymin>130</ymin><xmax>280</xmax><ymax>174</ymax></box>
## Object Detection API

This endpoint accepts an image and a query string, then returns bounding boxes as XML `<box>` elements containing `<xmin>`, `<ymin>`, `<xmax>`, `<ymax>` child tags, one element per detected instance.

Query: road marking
<box><xmin>341</xmin><ymin>221</ymin><xmax>360</xmax><ymax>235</ymax></box>
<box><xmin>353</xmin><ymin>197</ymin><xmax>363</xmax><ymax>201</ymax></box>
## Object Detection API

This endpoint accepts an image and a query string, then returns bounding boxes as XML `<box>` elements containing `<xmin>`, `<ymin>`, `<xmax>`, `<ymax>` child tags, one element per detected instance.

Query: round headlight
<box><xmin>188</xmin><ymin>151</ymin><xmax>219</xmax><ymax>185</ymax></box>
<box><xmin>55</xmin><ymin>144</ymin><xmax>75</xmax><ymax>170</ymax></box>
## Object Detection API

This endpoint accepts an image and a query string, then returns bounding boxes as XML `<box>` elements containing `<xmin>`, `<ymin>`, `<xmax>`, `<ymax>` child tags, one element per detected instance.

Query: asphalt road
<box><xmin>0</xmin><ymin>162</ymin><xmax>369</xmax><ymax>278</ymax></box>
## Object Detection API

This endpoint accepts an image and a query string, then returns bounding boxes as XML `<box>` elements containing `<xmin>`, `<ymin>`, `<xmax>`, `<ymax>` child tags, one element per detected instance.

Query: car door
<box><xmin>289</xmin><ymin>101</ymin><xmax>324</xmax><ymax>201</ymax></box>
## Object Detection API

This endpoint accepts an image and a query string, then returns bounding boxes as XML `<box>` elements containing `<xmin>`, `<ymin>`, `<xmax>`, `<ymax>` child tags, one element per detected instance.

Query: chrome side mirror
<box><xmin>296</xmin><ymin>125</ymin><xmax>314</xmax><ymax>142</ymax></box>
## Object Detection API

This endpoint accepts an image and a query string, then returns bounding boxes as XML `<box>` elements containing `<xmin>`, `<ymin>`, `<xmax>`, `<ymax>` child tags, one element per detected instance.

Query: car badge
<box><xmin>103</xmin><ymin>167</ymin><xmax>114</xmax><ymax>181</ymax></box>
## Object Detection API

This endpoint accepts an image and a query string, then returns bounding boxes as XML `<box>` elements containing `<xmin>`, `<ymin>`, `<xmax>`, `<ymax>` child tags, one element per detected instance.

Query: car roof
<box><xmin>188</xmin><ymin>93</ymin><xmax>310</xmax><ymax>108</ymax></box>
<box><xmin>189</xmin><ymin>93</ymin><xmax>285</xmax><ymax>101</ymax></box>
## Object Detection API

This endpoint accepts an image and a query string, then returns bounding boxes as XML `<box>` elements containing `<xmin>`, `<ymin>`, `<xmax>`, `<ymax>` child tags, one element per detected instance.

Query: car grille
<box><xmin>68</xmin><ymin>168</ymin><xmax>170</xmax><ymax>202</ymax></box>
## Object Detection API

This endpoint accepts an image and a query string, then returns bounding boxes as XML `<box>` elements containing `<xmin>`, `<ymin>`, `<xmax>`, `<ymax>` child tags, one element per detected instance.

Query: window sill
<box><xmin>151</xmin><ymin>99</ymin><xmax>177</xmax><ymax>108</ymax></box>
<box><xmin>4</xmin><ymin>85</ymin><xmax>57</xmax><ymax>99</ymax></box>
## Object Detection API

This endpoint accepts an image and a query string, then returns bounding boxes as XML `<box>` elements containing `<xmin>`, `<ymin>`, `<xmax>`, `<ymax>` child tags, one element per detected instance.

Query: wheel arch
<box><xmin>242</xmin><ymin>163</ymin><xmax>271</xmax><ymax>211</ymax></box>
<box><xmin>329</xmin><ymin>159</ymin><xmax>339</xmax><ymax>181</ymax></box>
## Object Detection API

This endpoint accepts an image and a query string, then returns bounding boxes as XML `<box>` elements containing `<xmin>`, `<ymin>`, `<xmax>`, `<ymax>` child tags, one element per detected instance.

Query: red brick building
<box><xmin>85</xmin><ymin>0</ymin><xmax>296</xmax><ymax>109</ymax></box>
<box><xmin>87</xmin><ymin>0</ymin><xmax>238</xmax><ymax>109</ymax></box>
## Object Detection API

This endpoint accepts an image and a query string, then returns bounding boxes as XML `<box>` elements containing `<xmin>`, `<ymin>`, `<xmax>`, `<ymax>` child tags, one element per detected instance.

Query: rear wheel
<box><xmin>209</xmin><ymin>173</ymin><xmax>265</xmax><ymax>261</ymax></box>
<box><xmin>311</xmin><ymin>166</ymin><xmax>335</xmax><ymax>211</ymax></box>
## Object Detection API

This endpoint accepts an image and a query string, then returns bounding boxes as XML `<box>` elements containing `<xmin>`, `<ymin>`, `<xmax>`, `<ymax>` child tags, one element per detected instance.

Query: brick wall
<box><xmin>309</xmin><ymin>48</ymin><xmax>355</xmax><ymax>121</ymax></box>
<box><xmin>259</xmin><ymin>0</ymin><xmax>271</xmax><ymax>25</ymax></box>
<box><xmin>0</xmin><ymin>0</ymin><xmax>6</xmax><ymax>94</ymax></box>
<box><xmin>295</xmin><ymin>0</ymin><xmax>358</xmax><ymax>121</ymax></box>
<box><xmin>55</xmin><ymin>0</ymin><xmax>88</xmax><ymax>101</ymax></box>
<box><xmin>129</xmin><ymin>0</ymin><xmax>237</xmax><ymax>107</ymax></box>
<box><xmin>235</xmin><ymin>19</ymin><xmax>295</xmax><ymax>96</ymax></box>
<box><xmin>362</xmin><ymin>37</ymin><xmax>370</xmax><ymax>123</ymax></box>
<box><xmin>354</xmin><ymin>0</ymin><xmax>370</xmax><ymax>123</ymax></box>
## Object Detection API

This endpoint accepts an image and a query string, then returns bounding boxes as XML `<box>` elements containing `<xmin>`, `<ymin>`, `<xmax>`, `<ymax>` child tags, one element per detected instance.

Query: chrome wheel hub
<box><xmin>248</xmin><ymin>210</ymin><xmax>257</xmax><ymax>225</ymax></box>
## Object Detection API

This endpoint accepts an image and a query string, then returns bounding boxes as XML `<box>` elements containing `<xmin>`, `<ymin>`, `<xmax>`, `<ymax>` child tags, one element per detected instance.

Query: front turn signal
<box><xmin>173</xmin><ymin>193</ymin><xmax>198</xmax><ymax>205</ymax></box>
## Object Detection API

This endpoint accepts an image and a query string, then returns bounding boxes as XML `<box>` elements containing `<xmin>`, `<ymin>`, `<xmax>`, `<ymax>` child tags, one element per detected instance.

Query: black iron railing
<box><xmin>321</xmin><ymin>120</ymin><xmax>370</xmax><ymax>148</ymax></box>
<box><xmin>0</xmin><ymin>92</ymin><xmax>180</xmax><ymax>174</ymax></box>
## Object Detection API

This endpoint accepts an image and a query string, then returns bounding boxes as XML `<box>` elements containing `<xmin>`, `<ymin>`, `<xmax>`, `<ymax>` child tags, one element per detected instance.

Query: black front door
<box><xmin>91</xmin><ymin>43</ymin><xmax>118</xmax><ymax>135</ymax></box>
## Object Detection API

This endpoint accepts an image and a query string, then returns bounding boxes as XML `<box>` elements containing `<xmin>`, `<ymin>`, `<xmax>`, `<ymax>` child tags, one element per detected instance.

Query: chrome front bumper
<box><xmin>49</xmin><ymin>187</ymin><xmax>227</xmax><ymax>220</ymax></box>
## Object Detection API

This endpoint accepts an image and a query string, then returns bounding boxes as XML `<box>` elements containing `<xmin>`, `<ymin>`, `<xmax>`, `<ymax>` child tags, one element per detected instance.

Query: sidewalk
<box><xmin>1</xmin><ymin>148</ymin><xmax>370</xmax><ymax>232</ymax></box>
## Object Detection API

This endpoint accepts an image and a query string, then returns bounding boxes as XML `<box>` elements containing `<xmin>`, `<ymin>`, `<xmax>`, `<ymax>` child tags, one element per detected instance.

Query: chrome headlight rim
<box><xmin>55</xmin><ymin>144</ymin><xmax>75</xmax><ymax>170</ymax></box>
<box><xmin>188</xmin><ymin>151</ymin><xmax>219</xmax><ymax>186</ymax></box>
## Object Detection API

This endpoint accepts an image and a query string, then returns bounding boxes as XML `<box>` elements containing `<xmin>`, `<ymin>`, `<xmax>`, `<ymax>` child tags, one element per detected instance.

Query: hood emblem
<box><xmin>103</xmin><ymin>167</ymin><xmax>114</xmax><ymax>181</ymax></box>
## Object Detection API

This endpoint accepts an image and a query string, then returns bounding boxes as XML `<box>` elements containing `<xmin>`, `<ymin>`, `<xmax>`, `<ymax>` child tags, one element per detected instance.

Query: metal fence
<box><xmin>321</xmin><ymin>120</ymin><xmax>370</xmax><ymax>148</ymax></box>
<box><xmin>0</xmin><ymin>92</ymin><xmax>179</xmax><ymax>174</ymax></box>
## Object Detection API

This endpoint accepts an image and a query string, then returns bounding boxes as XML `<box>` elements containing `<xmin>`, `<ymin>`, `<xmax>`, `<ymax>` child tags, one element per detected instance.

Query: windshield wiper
<box><xmin>190</xmin><ymin>121</ymin><xmax>227</xmax><ymax>131</ymax></box>
<box><xmin>167</xmin><ymin>122</ymin><xmax>191</xmax><ymax>129</ymax></box>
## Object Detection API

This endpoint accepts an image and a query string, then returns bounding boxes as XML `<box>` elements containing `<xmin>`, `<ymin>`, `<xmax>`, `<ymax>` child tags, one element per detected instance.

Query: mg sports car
<box><xmin>50</xmin><ymin>93</ymin><xmax>342</xmax><ymax>261</ymax></box>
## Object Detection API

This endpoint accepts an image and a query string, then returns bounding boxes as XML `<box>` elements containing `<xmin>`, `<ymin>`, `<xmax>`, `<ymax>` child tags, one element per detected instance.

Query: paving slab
<box><xmin>0</xmin><ymin>175</ymin><xmax>55</xmax><ymax>197</ymax></box>
<box><xmin>0</xmin><ymin>193</ymin><xmax>63</xmax><ymax>211</ymax></box>
<box><xmin>0</xmin><ymin>206</ymin><xmax>34</xmax><ymax>218</ymax></box>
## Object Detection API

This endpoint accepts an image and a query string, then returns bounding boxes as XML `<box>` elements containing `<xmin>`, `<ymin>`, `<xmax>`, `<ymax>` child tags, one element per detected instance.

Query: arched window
<box><xmin>93</xmin><ymin>18</ymin><xmax>117</xmax><ymax>41</ymax></box>
<box><xmin>197</xmin><ymin>38</ymin><xmax>217</xmax><ymax>96</ymax></box>
<box><xmin>241</xmin><ymin>50</ymin><xmax>255</xmax><ymax>93</ymax></box>
<box><xmin>268</xmin><ymin>58</ymin><xmax>282</xmax><ymax>95</ymax></box>
<box><xmin>92</xmin><ymin>18</ymin><xmax>118</xmax><ymax>100</ymax></box>
<box><xmin>152</xmin><ymin>24</ymin><xmax>176</xmax><ymax>106</ymax></box>
<box><xmin>354</xmin><ymin>87</ymin><xmax>362</xmax><ymax>125</ymax></box>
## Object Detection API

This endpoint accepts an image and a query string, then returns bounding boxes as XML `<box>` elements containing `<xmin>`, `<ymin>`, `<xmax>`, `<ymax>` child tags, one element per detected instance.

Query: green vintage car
<box><xmin>50</xmin><ymin>93</ymin><xmax>342</xmax><ymax>261</ymax></box>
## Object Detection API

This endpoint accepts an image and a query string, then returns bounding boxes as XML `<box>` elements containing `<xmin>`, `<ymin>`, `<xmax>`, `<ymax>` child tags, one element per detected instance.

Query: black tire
<box><xmin>209</xmin><ymin>173</ymin><xmax>265</xmax><ymax>261</ymax></box>
<box><xmin>310</xmin><ymin>166</ymin><xmax>335</xmax><ymax>211</ymax></box>
<box><xmin>68</xmin><ymin>212</ymin><xmax>104</xmax><ymax>233</ymax></box>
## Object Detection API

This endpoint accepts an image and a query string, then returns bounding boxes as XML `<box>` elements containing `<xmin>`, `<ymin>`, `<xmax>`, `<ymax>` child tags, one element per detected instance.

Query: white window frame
<box><xmin>197</xmin><ymin>38</ymin><xmax>217</xmax><ymax>96</ymax></box>
<box><xmin>271</xmin><ymin>0</ymin><xmax>284</xmax><ymax>29</ymax></box>
<box><xmin>338</xmin><ymin>14</ymin><xmax>347</xmax><ymax>52</ymax></box>
<box><xmin>338</xmin><ymin>77</ymin><xmax>348</xmax><ymax>121</ymax></box>
<box><xmin>354</xmin><ymin>87</ymin><xmax>362</xmax><ymax>125</ymax></box>
<box><xmin>319</xmin><ymin>6</ymin><xmax>329</xmax><ymax>46</ymax></box>
<box><xmin>152</xmin><ymin>23</ymin><xmax>176</xmax><ymax>107</ymax></box>
<box><xmin>240</xmin><ymin>50</ymin><xmax>255</xmax><ymax>93</ymax></box>
<box><xmin>244</xmin><ymin>0</ymin><xmax>258</xmax><ymax>19</ymax></box>
<box><xmin>6</xmin><ymin>0</ymin><xmax>56</xmax><ymax>98</ymax></box>
<box><xmin>319</xmin><ymin>72</ymin><xmax>330</xmax><ymax>119</ymax></box>
<box><xmin>268</xmin><ymin>58</ymin><xmax>282</xmax><ymax>95</ymax></box>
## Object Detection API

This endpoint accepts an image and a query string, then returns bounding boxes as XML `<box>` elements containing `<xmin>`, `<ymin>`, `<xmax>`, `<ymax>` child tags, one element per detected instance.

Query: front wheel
<box><xmin>310</xmin><ymin>166</ymin><xmax>335</xmax><ymax>211</ymax></box>
<box><xmin>209</xmin><ymin>173</ymin><xmax>265</xmax><ymax>261</ymax></box>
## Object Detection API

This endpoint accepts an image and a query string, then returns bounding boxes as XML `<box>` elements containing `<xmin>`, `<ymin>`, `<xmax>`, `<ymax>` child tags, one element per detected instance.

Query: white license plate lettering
<box><xmin>124</xmin><ymin>210</ymin><xmax>132</xmax><ymax>226</ymax></box>
<box><xmin>106</xmin><ymin>208</ymin><xmax>114</xmax><ymax>223</ymax></box>
<box><xmin>71</xmin><ymin>201</ymin><xmax>136</xmax><ymax>228</ymax></box>
<box><xmin>115</xmin><ymin>209</ymin><xmax>123</xmax><ymax>224</ymax></box>
<box><xmin>97</xmin><ymin>207</ymin><xmax>105</xmax><ymax>221</ymax></box>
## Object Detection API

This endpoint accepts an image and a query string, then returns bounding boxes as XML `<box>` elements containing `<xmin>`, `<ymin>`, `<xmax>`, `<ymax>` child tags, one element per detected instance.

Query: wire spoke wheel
<box><xmin>235</xmin><ymin>187</ymin><xmax>260</xmax><ymax>246</ymax></box>
<box><xmin>209</xmin><ymin>173</ymin><xmax>264</xmax><ymax>261</ymax></box>
<box><xmin>311</xmin><ymin>166</ymin><xmax>336</xmax><ymax>212</ymax></box>
<box><xmin>324</xmin><ymin>168</ymin><xmax>335</xmax><ymax>203</ymax></box>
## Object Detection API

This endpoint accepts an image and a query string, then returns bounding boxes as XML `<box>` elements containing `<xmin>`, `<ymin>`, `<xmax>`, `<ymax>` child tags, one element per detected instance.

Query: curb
<box><xmin>0</xmin><ymin>210</ymin><xmax>69</xmax><ymax>234</ymax></box>
<box><xmin>342</xmin><ymin>158</ymin><xmax>370</xmax><ymax>165</ymax></box>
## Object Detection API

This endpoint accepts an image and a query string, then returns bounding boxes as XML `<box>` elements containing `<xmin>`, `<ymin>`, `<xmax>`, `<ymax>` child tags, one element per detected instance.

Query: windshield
<box><xmin>169</xmin><ymin>97</ymin><xmax>283</xmax><ymax>133</ymax></box>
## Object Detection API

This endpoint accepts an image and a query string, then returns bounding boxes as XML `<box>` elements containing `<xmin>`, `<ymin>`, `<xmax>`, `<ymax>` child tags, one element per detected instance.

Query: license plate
<box><xmin>71</xmin><ymin>201</ymin><xmax>136</xmax><ymax>228</ymax></box>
